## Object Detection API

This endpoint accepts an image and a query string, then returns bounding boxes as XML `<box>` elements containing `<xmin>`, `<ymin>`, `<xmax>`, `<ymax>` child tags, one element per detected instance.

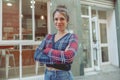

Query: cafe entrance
<box><xmin>81</xmin><ymin>5</ymin><xmax>112</xmax><ymax>72</ymax></box>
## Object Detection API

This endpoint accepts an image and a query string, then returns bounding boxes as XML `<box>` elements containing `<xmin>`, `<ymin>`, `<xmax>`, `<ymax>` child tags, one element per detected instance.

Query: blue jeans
<box><xmin>44</xmin><ymin>69</ymin><xmax>74</xmax><ymax>80</ymax></box>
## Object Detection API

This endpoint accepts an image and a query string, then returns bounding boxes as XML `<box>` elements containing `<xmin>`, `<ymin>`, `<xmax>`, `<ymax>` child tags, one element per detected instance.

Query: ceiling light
<box><xmin>41</xmin><ymin>15</ymin><xmax>45</xmax><ymax>20</ymax></box>
<box><xmin>6</xmin><ymin>3</ymin><xmax>12</xmax><ymax>6</ymax></box>
<box><xmin>30</xmin><ymin>5</ymin><xmax>35</xmax><ymax>8</ymax></box>
<box><xmin>30</xmin><ymin>5</ymin><xmax>33</xmax><ymax>8</ymax></box>
<box><xmin>30</xmin><ymin>1</ymin><xmax>35</xmax><ymax>4</ymax></box>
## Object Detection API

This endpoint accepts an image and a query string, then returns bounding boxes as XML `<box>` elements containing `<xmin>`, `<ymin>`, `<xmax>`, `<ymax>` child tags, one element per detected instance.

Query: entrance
<box><xmin>82</xmin><ymin>5</ymin><xmax>110</xmax><ymax>72</ymax></box>
<box><xmin>91</xmin><ymin>10</ymin><xmax>109</xmax><ymax>71</ymax></box>
<box><xmin>91</xmin><ymin>17</ymin><xmax>100</xmax><ymax>70</ymax></box>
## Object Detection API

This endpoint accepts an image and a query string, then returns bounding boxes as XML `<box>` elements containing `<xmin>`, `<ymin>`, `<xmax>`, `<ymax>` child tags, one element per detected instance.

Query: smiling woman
<box><xmin>34</xmin><ymin>5</ymin><xmax>78</xmax><ymax>80</ymax></box>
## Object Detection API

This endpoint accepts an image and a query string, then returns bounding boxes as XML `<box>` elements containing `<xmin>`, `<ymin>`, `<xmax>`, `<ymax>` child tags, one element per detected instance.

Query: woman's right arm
<box><xmin>34</xmin><ymin>34</ymin><xmax>55</xmax><ymax>64</ymax></box>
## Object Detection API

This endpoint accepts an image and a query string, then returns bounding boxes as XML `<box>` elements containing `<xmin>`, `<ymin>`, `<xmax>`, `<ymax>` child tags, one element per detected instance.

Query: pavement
<box><xmin>75</xmin><ymin>67</ymin><xmax>120</xmax><ymax>80</ymax></box>
<box><xmin>5</xmin><ymin>65</ymin><xmax>120</xmax><ymax>80</ymax></box>
<box><xmin>8</xmin><ymin>69</ymin><xmax>120</xmax><ymax>80</ymax></box>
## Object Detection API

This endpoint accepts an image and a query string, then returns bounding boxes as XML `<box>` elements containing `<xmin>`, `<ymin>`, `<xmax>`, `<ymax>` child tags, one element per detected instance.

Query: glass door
<box><xmin>91</xmin><ymin>9</ymin><xmax>109</xmax><ymax>71</ymax></box>
<box><xmin>99</xmin><ymin>21</ymin><xmax>109</xmax><ymax>65</ymax></box>
<box><xmin>91</xmin><ymin>17</ymin><xmax>100</xmax><ymax>70</ymax></box>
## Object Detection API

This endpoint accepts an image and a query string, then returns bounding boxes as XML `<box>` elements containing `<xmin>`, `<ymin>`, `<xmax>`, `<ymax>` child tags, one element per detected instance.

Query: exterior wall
<box><xmin>0</xmin><ymin>0</ymin><xmax>2</xmax><ymax>40</ymax></box>
<box><xmin>107</xmin><ymin>10</ymin><xmax>119</xmax><ymax>66</ymax></box>
<box><xmin>115</xmin><ymin>0</ymin><xmax>120</xmax><ymax>67</ymax></box>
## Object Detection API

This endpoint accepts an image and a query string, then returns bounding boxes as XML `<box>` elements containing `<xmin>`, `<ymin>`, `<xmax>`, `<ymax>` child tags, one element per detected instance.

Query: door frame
<box><xmin>91</xmin><ymin>16</ymin><xmax>101</xmax><ymax>71</ymax></box>
<box><xmin>98</xmin><ymin>19</ymin><xmax>110</xmax><ymax>65</ymax></box>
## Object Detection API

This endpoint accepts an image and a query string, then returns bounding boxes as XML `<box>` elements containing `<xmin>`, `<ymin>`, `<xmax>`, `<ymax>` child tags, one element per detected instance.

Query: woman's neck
<box><xmin>57</xmin><ymin>30</ymin><xmax>68</xmax><ymax>35</ymax></box>
<box><xmin>54</xmin><ymin>30</ymin><xmax>68</xmax><ymax>42</ymax></box>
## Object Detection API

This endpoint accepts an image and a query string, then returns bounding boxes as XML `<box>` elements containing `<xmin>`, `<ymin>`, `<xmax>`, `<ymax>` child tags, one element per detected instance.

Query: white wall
<box><xmin>107</xmin><ymin>10</ymin><xmax>119</xmax><ymax>67</ymax></box>
<box><xmin>0</xmin><ymin>0</ymin><xmax>2</xmax><ymax>40</ymax></box>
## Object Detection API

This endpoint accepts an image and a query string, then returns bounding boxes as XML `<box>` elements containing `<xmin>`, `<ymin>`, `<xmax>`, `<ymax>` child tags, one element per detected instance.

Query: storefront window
<box><xmin>92</xmin><ymin>9</ymin><xmax>96</xmax><ymax>17</ymax></box>
<box><xmin>98</xmin><ymin>11</ymin><xmax>107</xmax><ymax>19</ymax></box>
<box><xmin>34</xmin><ymin>0</ymin><xmax>48</xmax><ymax>41</ymax></box>
<box><xmin>82</xmin><ymin>18</ymin><xmax>92</xmax><ymax>68</ymax></box>
<box><xmin>1</xmin><ymin>0</ymin><xmax>48</xmax><ymax>79</ymax></box>
<box><xmin>2</xmin><ymin>0</ymin><xmax>19</xmax><ymax>40</ymax></box>
<box><xmin>22</xmin><ymin>44</ymin><xmax>45</xmax><ymax>77</ymax></box>
<box><xmin>2</xmin><ymin>0</ymin><xmax>48</xmax><ymax>41</ymax></box>
<box><xmin>21</xmin><ymin>0</ymin><xmax>47</xmax><ymax>77</ymax></box>
<box><xmin>81</xmin><ymin>5</ymin><xmax>89</xmax><ymax>15</ymax></box>
<box><xmin>0</xmin><ymin>45</ymin><xmax>20</xmax><ymax>79</ymax></box>
<box><xmin>22</xmin><ymin>0</ymin><xmax>32</xmax><ymax>40</ymax></box>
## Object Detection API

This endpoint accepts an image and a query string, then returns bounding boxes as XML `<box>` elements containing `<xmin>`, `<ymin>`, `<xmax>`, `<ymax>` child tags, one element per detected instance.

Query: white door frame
<box><xmin>98</xmin><ymin>19</ymin><xmax>110</xmax><ymax>65</ymax></box>
<box><xmin>91</xmin><ymin>16</ymin><xmax>101</xmax><ymax>71</ymax></box>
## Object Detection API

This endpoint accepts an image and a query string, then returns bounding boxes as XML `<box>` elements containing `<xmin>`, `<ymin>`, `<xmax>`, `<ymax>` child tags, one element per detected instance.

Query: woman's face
<box><xmin>54</xmin><ymin>12</ymin><xmax>68</xmax><ymax>32</ymax></box>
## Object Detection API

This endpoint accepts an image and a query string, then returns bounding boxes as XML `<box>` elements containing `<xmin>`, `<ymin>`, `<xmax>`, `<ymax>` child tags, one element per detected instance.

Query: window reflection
<box><xmin>100</xmin><ymin>23</ymin><xmax>107</xmax><ymax>43</ymax></box>
<box><xmin>35</xmin><ymin>0</ymin><xmax>48</xmax><ymax>41</ymax></box>
<box><xmin>101</xmin><ymin>47</ymin><xmax>108</xmax><ymax>62</ymax></box>
<box><xmin>21</xmin><ymin>45</ymin><xmax>45</xmax><ymax>76</ymax></box>
<box><xmin>92</xmin><ymin>9</ymin><xmax>96</xmax><ymax>17</ymax></box>
<box><xmin>2</xmin><ymin>0</ymin><xmax>19</xmax><ymax>40</ymax></box>
<box><xmin>2</xmin><ymin>0</ymin><xmax>48</xmax><ymax>41</ymax></box>
<box><xmin>81</xmin><ymin>5</ymin><xmax>89</xmax><ymax>15</ymax></box>
<box><xmin>22</xmin><ymin>0</ymin><xmax>32</xmax><ymax>40</ymax></box>
<box><xmin>92</xmin><ymin>22</ymin><xmax>97</xmax><ymax>43</ymax></box>
<box><xmin>98</xmin><ymin>11</ymin><xmax>107</xmax><ymax>19</ymax></box>
<box><xmin>82</xmin><ymin>18</ymin><xmax>92</xmax><ymax>68</ymax></box>
<box><xmin>0</xmin><ymin>45</ymin><xmax>19</xmax><ymax>79</ymax></box>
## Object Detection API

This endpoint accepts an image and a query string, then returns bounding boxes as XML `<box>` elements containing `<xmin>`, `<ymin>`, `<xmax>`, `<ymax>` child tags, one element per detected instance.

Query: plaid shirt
<box><xmin>34</xmin><ymin>33</ymin><xmax>78</xmax><ymax>64</ymax></box>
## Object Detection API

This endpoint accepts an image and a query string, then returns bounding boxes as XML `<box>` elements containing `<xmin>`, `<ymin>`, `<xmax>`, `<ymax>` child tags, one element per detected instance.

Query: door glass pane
<box><xmin>2</xmin><ymin>0</ymin><xmax>19</xmax><ymax>40</ymax></box>
<box><xmin>100</xmin><ymin>23</ymin><xmax>107</xmax><ymax>43</ymax></box>
<box><xmin>92</xmin><ymin>21</ymin><xmax>97</xmax><ymax>43</ymax></box>
<box><xmin>81</xmin><ymin>5</ymin><xmax>89</xmax><ymax>15</ymax></box>
<box><xmin>91</xmin><ymin>10</ymin><xmax>96</xmax><ymax>17</ymax></box>
<box><xmin>35</xmin><ymin>0</ymin><xmax>48</xmax><ymax>41</ymax></box>
<box><xmin>98</xmin><ymin>11</ymin><xmax>107</xmax><ymax>19</ymax></box>
<box><xmin>101</xmin><ymin>47</ymin><xmax>108</xmax><ymax>62</ymax></box>
<box><xmin>82</xmin><ymin>18</ymin><xmax>92</xmax><ymax>68</ymax></box>
<box><xmin>93</xmin><ymin>47</ymin><xmax>98</xmax><ymax>66</ymax></box>
<box><xmin>22</xmin><ymin>0</ymin><xmax>32</xmax><ymax>40</ymax></box>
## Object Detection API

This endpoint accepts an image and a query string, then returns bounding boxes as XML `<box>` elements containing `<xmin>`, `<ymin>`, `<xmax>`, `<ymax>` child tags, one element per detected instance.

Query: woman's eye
<box><xmin>60</xmin><ymin>18</ymin><xmax>65</xmax><ymax>20</ymax></box>
<box><xmin>54</xmin><ymin>18</ymin><xmax>58</xmax><ymax>21</ymax></box>
<box><xmin>54</xmin><ymin>18</ymin><xmax>65</xmax><ymax>21</ymax></box>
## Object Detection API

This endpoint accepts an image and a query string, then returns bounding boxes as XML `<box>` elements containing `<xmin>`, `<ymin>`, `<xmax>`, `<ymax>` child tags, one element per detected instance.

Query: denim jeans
<box><xmin>44</xmin><ymin>69</ymin><xmax>74</xmax><ymax>80</ymax></box>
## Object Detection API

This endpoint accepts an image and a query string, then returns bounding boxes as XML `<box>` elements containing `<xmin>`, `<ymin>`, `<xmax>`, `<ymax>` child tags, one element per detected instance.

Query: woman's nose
<box><xmin>57</xmin><ymin>19</ymin><xmax>61</xmax><ymax>23</ymax></box>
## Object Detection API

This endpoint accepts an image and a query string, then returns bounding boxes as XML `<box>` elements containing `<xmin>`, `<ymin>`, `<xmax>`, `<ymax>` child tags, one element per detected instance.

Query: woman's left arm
<box><xmin>43</xmin><ymin>34</ymin><xmax>78</xmax><ymax>64</ymax></box>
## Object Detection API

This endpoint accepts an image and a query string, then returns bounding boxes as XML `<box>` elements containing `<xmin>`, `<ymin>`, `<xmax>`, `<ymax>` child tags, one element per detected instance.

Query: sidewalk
<box><xmin>75</xmin><ymin>67</ymin><xmax>120</xmax><ymax>80</ymax></box>
<box><xmin>6</xmin><ymin>65</ymin><xmax>120</xmax><ymax>80</ymax></box>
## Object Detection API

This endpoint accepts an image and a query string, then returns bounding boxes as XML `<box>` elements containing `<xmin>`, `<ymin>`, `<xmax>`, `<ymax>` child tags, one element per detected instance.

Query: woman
<box><xmin>34</xmin><ymin>5</ymin><xmax>78</xmax><ymax>80</ymax></box>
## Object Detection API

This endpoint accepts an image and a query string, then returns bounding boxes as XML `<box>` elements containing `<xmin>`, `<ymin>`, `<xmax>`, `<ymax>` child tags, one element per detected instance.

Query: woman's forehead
<box><xmin>54</xmin><ymin>12</ymin><xmax>67</xmax><ymax>17</ymax></box>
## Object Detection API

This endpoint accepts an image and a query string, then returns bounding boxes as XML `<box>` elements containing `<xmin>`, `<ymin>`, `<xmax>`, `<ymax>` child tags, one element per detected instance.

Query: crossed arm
<box><xmin>34</xmin><ymin>34</ymin><xmax>78</xmax><ymax>64</ymax></box>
